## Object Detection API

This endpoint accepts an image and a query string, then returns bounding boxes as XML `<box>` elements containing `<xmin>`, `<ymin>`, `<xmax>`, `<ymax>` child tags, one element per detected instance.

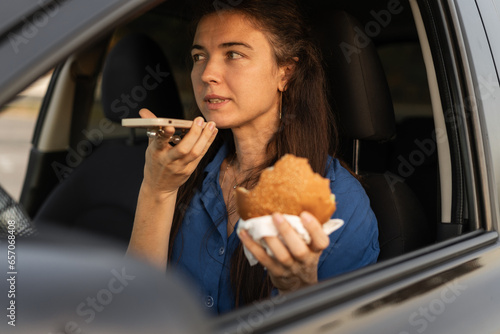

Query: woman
<box><xmin>127</xmin><ymin>0</ymin><xmax>379</xmax><ymax>314</ymax></box>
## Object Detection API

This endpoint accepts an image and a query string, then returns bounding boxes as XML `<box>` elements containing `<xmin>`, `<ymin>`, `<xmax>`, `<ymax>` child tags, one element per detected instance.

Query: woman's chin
<box><xmin>201</xmin><ymin>114</ymin><xmax>234</xmax><ymax>129</ymax></box>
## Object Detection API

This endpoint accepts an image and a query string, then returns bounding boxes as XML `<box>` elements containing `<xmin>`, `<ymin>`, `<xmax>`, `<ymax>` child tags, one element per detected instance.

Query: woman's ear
<box><xmin>278</xmin><ymin>57</ymin><xmax>299</xmax><ymax>91</ymax></box>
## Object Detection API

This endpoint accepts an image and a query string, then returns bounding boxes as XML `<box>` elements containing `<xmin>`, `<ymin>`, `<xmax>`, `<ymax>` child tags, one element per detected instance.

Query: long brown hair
<box><xmin>168</xmin><ymin>0</ymin><xmax>338</xmax><ymax>307</ymax></box>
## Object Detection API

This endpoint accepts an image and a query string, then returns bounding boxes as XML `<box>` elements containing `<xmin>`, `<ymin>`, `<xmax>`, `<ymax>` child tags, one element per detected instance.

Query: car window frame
<box><xmin>1</xmin><ymin>0</ymin><xmax>499</xmax><ymax>332</ymax></box>
<box><xmin>465</xmin><ymin>0</ymin><xmax>500</xmax><ymax>233</ymax></box>
<box><xmin>210</xmin><ymin>0</ymin><xmax>500</xmax><ymax>331</ymax></box>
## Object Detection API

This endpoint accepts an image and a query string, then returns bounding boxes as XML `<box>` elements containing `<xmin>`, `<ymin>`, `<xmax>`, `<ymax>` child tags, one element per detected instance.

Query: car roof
<box><xmin>0</xmin><ymin>0</ymin><xmax>416</xmax><ymax>107</ymax></box>
<box><xmin>0</xmin><ymin>0</ymin><xmax>163</xmax><ymax>107</ymax></box>
<box><xmin>0</xmin><ymin>0</ymin><xmax>46</xmax><ymax>37</ymax></box>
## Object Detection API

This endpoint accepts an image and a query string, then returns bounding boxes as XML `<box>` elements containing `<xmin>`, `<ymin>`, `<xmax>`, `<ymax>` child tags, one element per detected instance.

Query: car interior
<box><xmin>10</xmin><ymin>0</ymin><xmax>478</xmax><ymax>276</ymax></box>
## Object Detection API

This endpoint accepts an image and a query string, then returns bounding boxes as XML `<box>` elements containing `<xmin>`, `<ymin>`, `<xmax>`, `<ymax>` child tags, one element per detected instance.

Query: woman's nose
<box><xmin>200</xmin><ymin>58</ymin><xmax>222</xmax><ymax>84</ymax></box>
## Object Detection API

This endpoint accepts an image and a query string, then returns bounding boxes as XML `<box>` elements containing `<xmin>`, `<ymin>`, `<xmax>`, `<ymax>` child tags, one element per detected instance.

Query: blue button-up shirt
<box><xmin>170</xmin><ymin>144</ymin><xmax>379</xmax><ymax>314</ymax></box>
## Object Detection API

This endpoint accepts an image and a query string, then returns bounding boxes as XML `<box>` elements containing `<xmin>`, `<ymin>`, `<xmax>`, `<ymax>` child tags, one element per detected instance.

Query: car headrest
<box><xmin>101</xmin><ymin>33</ymin><xmax>184</xmax><ymax>123</ymax></box>
<box><xmin>315</xmin><ymin>11</ymin><xmax>396</xmax><ymax>142</ymax></box>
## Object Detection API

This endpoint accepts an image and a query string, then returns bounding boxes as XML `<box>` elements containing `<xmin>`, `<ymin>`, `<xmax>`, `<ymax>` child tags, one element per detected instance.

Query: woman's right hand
<box><xmin>139</xmin><ymin>108</ymin><xmax>218</xmax><ymax>197</ymax></box>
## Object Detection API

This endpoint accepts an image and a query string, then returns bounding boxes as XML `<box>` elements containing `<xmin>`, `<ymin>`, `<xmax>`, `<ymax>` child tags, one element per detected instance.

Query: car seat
<box><xmin>314</xmin><ymin>11</ymin><xmax>432</xmax><ymax>260</ymax></box>
<box><xmin>33</xmin><ymin>33</ymin><xmax>184</xmax><ymax>245</ymax></box>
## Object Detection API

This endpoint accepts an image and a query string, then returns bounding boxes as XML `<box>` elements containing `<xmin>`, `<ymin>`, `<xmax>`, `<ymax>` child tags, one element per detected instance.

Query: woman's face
<box><xmin>191</xmin><ymin>12</ymin><xmax>285</xmax><ymax>130</ymax></box>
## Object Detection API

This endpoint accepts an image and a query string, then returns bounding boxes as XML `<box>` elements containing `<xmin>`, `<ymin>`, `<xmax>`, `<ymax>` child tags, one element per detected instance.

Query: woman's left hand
<box><xmin>238</xmin><ymin>211</ymin><xmax>330</xmax><ymax>294</ymax></box>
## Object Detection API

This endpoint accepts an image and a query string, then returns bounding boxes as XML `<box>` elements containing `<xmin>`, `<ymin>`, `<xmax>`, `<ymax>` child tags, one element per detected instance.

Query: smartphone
<box><xmin>121</xmin><ymin>118</ymin><xmax>204</xmax><ymax>145</ymax></box>
<box><xmin>121</xmin><ymin>118</ymin><xmax>196</xmax><ymax>129</ymax></box>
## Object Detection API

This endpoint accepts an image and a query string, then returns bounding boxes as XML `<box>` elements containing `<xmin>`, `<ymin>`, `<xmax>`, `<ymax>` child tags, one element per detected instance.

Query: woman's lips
<box><xmin>204</xmin><ymin>95</ymin><xmax>231</xmax><ymax>110</ymax></box>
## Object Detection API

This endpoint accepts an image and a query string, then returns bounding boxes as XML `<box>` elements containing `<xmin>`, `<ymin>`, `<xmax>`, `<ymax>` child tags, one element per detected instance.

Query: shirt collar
<box><xmin>203</xmin><ymin>142</ymin><xmax>229</xmax><ymax>176</ymax></box>
<box><xmin>198</xmin><ymin>143</ymin><xmax>229</xmax><ymax>236</ymax></box>
<box><xmin>325</xmin><ymin>155</ymin><xmax>336</xmax><ymax>182</ymax></box>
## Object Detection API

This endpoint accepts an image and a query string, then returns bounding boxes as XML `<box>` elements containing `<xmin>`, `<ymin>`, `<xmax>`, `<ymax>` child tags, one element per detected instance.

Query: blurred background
<box><xmin>0</xmin><ymin>71</ymin><xmax>50</xmax><ymax>200</ymax></box>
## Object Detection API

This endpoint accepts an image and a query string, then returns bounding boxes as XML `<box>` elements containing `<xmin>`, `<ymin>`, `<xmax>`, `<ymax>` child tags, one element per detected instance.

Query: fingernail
<box><xmin>196</xmin><ymin>117</ymin><xmax>204</xmax><ymax>127</ymax></box>
<box><xmin>273</xmin><ymin>213</ymin><xmax>284</xmax><ymax>224</ymax></box>
<box><xmin>208</xmin><ymin>122</ymin><xmax>216</xmax><ymax>131</ymax></box>
<box><xmin>300</xmin><ymin>211</ymin><xmax>313</xmax><ymax>223</ymax></box>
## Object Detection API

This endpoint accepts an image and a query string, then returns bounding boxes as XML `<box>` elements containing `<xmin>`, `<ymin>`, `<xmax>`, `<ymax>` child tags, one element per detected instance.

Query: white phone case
<box><xmin>121</xmin><ymin>118</ymin><xmax>195</xmax><ymax>129</ymax></box>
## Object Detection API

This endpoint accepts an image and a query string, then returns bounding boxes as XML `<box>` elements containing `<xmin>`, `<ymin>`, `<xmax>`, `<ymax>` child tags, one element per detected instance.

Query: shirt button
<box><xmin>218</xmin><ymin>247</ymin><xmax>225</xmax><ymax>255</ymax></box>
<box><xmin>205</xmin><ymin>295</ymin><xmax>214</xmax><ymax>308</ymax></box>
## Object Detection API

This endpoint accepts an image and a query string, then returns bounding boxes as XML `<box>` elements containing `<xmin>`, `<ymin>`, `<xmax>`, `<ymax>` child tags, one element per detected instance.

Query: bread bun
<box><xmin>235</xmin><ymin>154</ymin><xmax>336</xmax><ymax>223</ymax></box>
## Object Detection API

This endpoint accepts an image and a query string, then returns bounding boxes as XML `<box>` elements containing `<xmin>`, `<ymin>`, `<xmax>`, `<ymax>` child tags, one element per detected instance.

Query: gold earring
<box><xmin>279</xmin><ymin>90</ymin><xmax>283</xmax><ymax>120</ymax></box>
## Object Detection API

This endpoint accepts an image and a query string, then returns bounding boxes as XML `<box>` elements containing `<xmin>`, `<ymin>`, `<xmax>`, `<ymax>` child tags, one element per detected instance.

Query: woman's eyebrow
<box><xmin>191</xmin><ymin>44</ymin><xmax>204</xmax><ymax>52</ymax></box>
<box><xmin>191</xmin><ymin>42</ymin><xmax>253</xmax><ymax>52</ymax></box>
<box><xmin>220</xmin><ymin>42</ymin><xmax>253</xmax><ymax>50</ymax></box>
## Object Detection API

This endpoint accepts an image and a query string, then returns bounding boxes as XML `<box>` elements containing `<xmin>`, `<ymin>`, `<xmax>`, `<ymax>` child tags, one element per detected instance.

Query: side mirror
<box><xmin>0</xmin><ymin>185</ymin><xmax>35</xmax><ymax>237</ymax></box>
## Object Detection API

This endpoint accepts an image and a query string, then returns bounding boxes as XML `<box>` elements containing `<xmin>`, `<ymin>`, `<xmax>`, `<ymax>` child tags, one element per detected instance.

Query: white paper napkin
<box><xmin>236</xmin><ymin>214</ymin><xmax>344</xmax><ymax>266</ymax></box>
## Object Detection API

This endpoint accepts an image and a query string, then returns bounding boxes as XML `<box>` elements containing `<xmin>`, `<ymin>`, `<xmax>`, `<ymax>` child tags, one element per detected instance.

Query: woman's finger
<box><xmin>189</xmin><ymin>121</ymin><xmax>217</xmax><ymax>157</ymax></box>
<box><xmin>238</xmin><ymin>230</ymin><xmax>284</xmax><ymax>273</ymax></box>
<box><xmin>148</xmin><ymin>126</ymin><xmax>175</xmax><ymax>150</ymax></box>
<box><xmin>272</xmin><ymin>213</ymin><xmax>310</xmax><ymax>262</ymax></box>
<box><xmin>300</xmin><ymin>211</ymin><xmax>330</xmax><ymax>252</ymax></box>
<box><xmin>139</xmin><ymin>108</ymin><xmax>176</xmax><ymax>148</ymax></box>
<box><xmin>186</xmin><ymin>124</ymin><xmax>218</xmax><ymax>168</ymax></box>
<box><xmin>168</xmin><ymin>117</ymin><xmax>206</xmax><ymax>160</ymax></box>
<box><xmin>139</xmin><ymin>108</ymin><xmax>157</xmax><ymax>119</ymax></box>
<box><xmin>140</xmin><ymin>108</ymin><xmax>160</xmax><ymax>146</ymax></box>
<box><xmin>262</xmin><ymin>235</ymin><xmax>294</xmax><ymax>268</ymax></box>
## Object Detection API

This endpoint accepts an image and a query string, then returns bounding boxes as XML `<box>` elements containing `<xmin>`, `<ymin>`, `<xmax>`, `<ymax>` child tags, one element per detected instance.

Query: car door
<box><xmin>210</xmin><ymin>0</ymin><xmax>500</xmax><ymax>332</ymax></box>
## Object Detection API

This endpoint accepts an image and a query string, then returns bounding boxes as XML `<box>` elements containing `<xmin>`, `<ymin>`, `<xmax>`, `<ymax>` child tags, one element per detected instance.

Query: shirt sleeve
<box><xmin>317</xmin><ymin>171</ymin><xmax>380</xmax><ymax>280</ymax></box>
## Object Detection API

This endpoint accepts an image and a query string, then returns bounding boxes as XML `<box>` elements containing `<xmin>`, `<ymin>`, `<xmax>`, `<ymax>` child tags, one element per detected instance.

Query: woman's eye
<box><xmin>192</xmin><ymin>54</ymin><xmax>206</xmax><ymax>62</ymax></box>
<box><xmin>227</xmin><ymin>51</ymin><xmax>243</xmax><ymax>59</ymax></box>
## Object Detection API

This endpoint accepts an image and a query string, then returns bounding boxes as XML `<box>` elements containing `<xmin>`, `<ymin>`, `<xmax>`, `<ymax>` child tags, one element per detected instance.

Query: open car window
<box><xmin>1</xmin><ymin>0</ymin><xmax>500</xmax><ymax>333</ymax></box>
<box><xmin>0</xmin><ymin>72</ymin><xmax>50</xmax><ymax>200</ymax></box>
